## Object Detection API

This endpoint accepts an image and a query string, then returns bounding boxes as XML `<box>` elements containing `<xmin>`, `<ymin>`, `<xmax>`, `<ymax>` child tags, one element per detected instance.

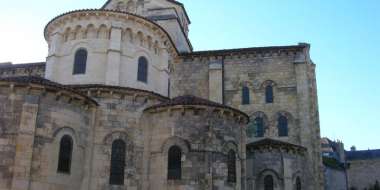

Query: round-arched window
<box><xmin>73</xmin><ymin>49</ymin><xmax>87</xmax><ymax>75</ymax></box>
<box><xmin>137</xmin><ymin>56</ymin><xmax>148</xmax><ymax>83</ymax></box>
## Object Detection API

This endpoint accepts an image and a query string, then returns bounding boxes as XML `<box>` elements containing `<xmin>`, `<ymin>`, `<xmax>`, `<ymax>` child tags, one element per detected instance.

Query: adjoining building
<box><xmin>321</xmin><ymin>138</ymin><xmax>380</xmax><ymax>190</ymax></box>
<box><xmin>0</xmin><ymin>0</ymin><xmax>323</xmax><ymax>190</ymax></box>
<box><xmin>346</xmin><ymin>148</ymin><xmax>380</xmax><ymax>190</ymax></box>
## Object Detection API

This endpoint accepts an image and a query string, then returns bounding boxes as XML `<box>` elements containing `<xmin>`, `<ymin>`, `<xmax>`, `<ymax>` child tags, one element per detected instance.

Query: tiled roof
<box><xmin>247</xmin><ymin>138</ymin><xmax>307</xmax><ymax>151</ymax></box>
<box><xmin>0</xmin><ymin>62</ymin><xmax>46</xmax><ymax>69</ymax></box>
<box><xmin>181</xmin><ymin>44</ymin><xmax>309</xmax><ymax>57</ymax></box>
<box><xmin>144</xmin><ymin>95</ymin><xmax>249</xmax><ymax>120</ymax></box>
<box><xmin>0</xmin><ymin>76</ymin><xmax>65</xmax><ymax>87</ymax></box>
<box><xmin>69</xmin><ymin>84</ymin><xmax>169</xmax><ymax>101</ymax></box>
<box><xmin>0</xmin><ymin>76</ymin><xmax>98</xmax><ymax>106</ymax></box>
<box><xmin>346</xmin><ymin>149</ymin><xmax>380</xmax><ymax>160</ymax></box>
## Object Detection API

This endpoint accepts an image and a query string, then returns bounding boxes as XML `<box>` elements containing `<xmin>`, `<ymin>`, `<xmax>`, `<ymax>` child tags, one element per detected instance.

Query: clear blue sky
<box><xmin>0</xmin><ymin>0</ymin><xmax>379</xmax><ymax>150</ymax></box>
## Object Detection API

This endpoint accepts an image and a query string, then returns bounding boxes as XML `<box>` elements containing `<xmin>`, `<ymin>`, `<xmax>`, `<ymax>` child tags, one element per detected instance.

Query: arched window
<box><xmin>264</xmin><ymin>175</ymin><xmax>274</xmax><ymax>190</ymax></box>
<box><xmin>168</xmin><ymin>146</ymin><xmax>182</xmax><ymax>180</ymax></box>
<box><xmin>57</xmin><ymin>135</ymin><xmax>73</xmax><ymax>173</ymax></box>
<box><xmin>242</xmin><ymin>86</ymin><xmax>250</xmax><ymax>105</ymax></box>
<box><xmin>265</xmin><ymin>85</ymin><xmax>274</xmax><ymax>103</ymax></box>
<box><xmin>278</xmin><ymin>115</ymin><xmax>288</xmax><ymax>137</ymax></box>
<box><xmin>109</xmin><ymin>140</ymin><xmax>126</xmax><ymax>185</ymax></box>
<box><xmin>255</xmin><ymin>117</ymin><xmax>264</xmax><ymax>137</ymax></box>
<box><xmin>227</xmin><ymin>150</ymin><xmax>237</xmax><ymax>183</ymax></box>
<box><xmin>296</xmin><ymin>177</ymin><xmax>301</xmax><ymax>190</ymax></box>
<box><xmin>73</xmin><ymin>49</ymin><xmax>87</xmax><ymax>75</ymax></box>
<box><xmin>137</xmin><ymin>56</ymin><xmax>148</xmax><ymax>82</ymax></box>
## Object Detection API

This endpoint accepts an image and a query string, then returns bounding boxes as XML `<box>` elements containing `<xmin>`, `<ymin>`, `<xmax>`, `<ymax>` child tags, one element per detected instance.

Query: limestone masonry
<box><xmin>0</xmin><ymin>0</ymin><xmax>324</xmax><ymax>190</ymax></box>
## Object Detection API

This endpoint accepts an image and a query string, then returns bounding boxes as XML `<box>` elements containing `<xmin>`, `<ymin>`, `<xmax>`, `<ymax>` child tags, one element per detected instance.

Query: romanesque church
<box><xmin>0</xmin><ymin>0</ymin><xmax>323</xmax><ymax>189</ymax></box>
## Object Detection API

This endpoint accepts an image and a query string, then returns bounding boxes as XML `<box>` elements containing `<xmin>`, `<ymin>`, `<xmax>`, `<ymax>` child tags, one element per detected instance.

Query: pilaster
<box><xmin>11</xmin><ymin>96</ymin><xmax>39</xmax><ymax>190</ymax></box>
<box><xmin>283</xmin><ymin>158</ymin><xmax>293</xmax><ymax>190</ymax></box>
<box><xmin>45</xmin><ymin>32</ymin><xmax>63</xmax><ymax>81</ymax></box>
<box><xmin>208</xmin><ymin>59</ymin><xmax>223</xmax><ymax>104</ymax></box>
<box><xmin>294</xmin><ymin>46</ymin><xmax>322</xmax><ymax>189</ymax></box>
<box><xmin>105</xmin><ymin>25</ymin><xmax>122</xmax><ymax>86</ymax></box>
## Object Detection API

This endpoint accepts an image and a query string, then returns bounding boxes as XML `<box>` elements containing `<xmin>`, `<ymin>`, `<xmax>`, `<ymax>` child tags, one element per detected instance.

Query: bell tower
<box><xmin>102</xmin><ymin>0</ymin><xmax>192</xmax><ymax>53</ymax></box>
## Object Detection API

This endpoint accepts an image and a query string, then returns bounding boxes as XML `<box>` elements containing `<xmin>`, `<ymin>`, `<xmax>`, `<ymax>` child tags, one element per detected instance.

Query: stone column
<box><xmin>105</xmin><ymin>24</ymin><xmax>122</xmax><ymax>86</ymax></box>
<box><xmin>208</xmin><ymin>59</ymin><xmax>223</xmax><ymax>103</ymax></box>
<box><xmin>11</xmin><ymin>96</ymin><xmax>39</xmax><ymax>190</ymax></box>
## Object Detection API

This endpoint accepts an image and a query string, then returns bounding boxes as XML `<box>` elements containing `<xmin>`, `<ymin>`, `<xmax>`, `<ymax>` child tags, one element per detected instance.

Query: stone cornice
<box><xmin>44</xmin><ymin>9</ymin><xmax>179</xmax><ymax>57</ymax></box>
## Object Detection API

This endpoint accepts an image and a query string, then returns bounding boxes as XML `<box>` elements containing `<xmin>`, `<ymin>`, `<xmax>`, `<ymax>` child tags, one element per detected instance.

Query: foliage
<box><xmin>365</xmin><ymin>181</ymin><xmax>380</xmax><ymax>190</ymax></box>
<box><xmin>322</xmin><ymin>156</ymin><xmax>344</xmax><ymax>170</ymax></box>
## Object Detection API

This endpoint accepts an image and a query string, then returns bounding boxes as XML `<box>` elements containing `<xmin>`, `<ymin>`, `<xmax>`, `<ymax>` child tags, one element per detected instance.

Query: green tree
<box><xmin>374</xmin><ymin>180</ymin><xmax>380</xmax><ymax>190</ymax></box>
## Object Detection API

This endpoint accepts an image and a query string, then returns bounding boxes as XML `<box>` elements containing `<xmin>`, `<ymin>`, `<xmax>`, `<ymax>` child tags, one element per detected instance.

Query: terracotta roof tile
<box><xmin>181</xmin><ymin>44</ymin><xmax>309</xmax><ymax>57</ymax></box>
<box><xmin>247</xmin><ymin>138</ymin><xmax>307</xmax><ymax>151</ymax></box>
<box><xmin>145</xmin><ymin>95</ymin><xmax>249</xmax><ymax>120</ymax></box>
<box><xmin>0</xmin><ymin>62</ymin><xmax>45</xmax><ymax>69</ymax></box>
<box><xmin>69</xmin><ymin>84</ymin><xmax>169</xmax><ymax>101</ymax></box>
<box><xmin>0</xmin><ymin>76</ymin><xmax>98</xmax><ymax>106</ymax></box>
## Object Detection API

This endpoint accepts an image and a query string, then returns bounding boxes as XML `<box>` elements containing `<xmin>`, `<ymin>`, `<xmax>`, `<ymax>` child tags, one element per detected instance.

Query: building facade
<box><xmin>321</xmin><ymin>138</ymin><xmax>348</xmax><ymax>190</ymax></box>
<box><xmin>0</xmin><ymin>0</ymin><xmax>323</xmax><ymax>190</ymax></box>
<box><xmin>346</xmin><ymin>149</ymin><xmax>380</xmax><ymax>190</ymax></box>
<box><xmin>320</xmin><ymin>138</ymin><xmax>380</xmax><ymax>190</ymax></box>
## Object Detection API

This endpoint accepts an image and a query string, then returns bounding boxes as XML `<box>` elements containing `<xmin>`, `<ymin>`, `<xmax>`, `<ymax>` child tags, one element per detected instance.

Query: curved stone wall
<box><xmin>141</xmin><ymin>104</ymin><xmax>247</xmax><ymax>190</ymax></box>
<box><xmin>45</xmin><ymin>10</ymin><xmax>178</xmax><ymax>96</ymax></box>
<box><xmin>246</xmin><ymin>140</ymin><xmax>308</xmax><ymax>190</ymax></box>
<box><xmin>0</xmin><ymin>78</ymin><xmax>96</xmax><ymax>190</ymax></box>
<box><xmin>71</xmin><ymin>85</ymin><xmax>168</xmax><ymax>190</ymax></box>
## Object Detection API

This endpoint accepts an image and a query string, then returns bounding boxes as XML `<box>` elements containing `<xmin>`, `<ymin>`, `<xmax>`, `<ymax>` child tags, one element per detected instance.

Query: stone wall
<box><xmin>246</xmin><ymin>141</ymin><xmax>307</xmax><ymax>190</ymax></box>
<box><xmin>323</xmin><ymin>166</ymin><xmax>347</xmax><ymax>190</ymax></box>
<box><xmin>171</xmin><ymin>57</ymin><xmax>210</xmax><ymax>99</ymax></box>
<box><xmin>29</xmin><ymin>96</ymin><xmax>93</xmax><ymax>190</ymax></box>
<box><xmin>172</xmin><ymin>45</ymin><xmax>324</xmax><ymax>189</ymax></box>
<box><xmin>0</xmin><ymin>91</ymin><xmax>23</xmax><ymax>190</ymax></box>
<box><xmin>223</xmin><ymin>54</ymin><xmax>300</xmax><ymax>144</ymax></box>
<box><xmin>141</xmin><ymin>105</ymin><xmax>247</xmax><ymax>190</ymax></box>
<box><xmin>72</xmin><ymin>86</ymin><xmax>167</xmax><ymax>190</ymax></box>
<box><xmin>347</xmin><ymin>159</ymin><xmax>380</xmax><ymax>190</ymax></box>
<box><xmin>0</xmin><ymin>79</ymin><xmax>96</xmax><ymax>190</ymax></box>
